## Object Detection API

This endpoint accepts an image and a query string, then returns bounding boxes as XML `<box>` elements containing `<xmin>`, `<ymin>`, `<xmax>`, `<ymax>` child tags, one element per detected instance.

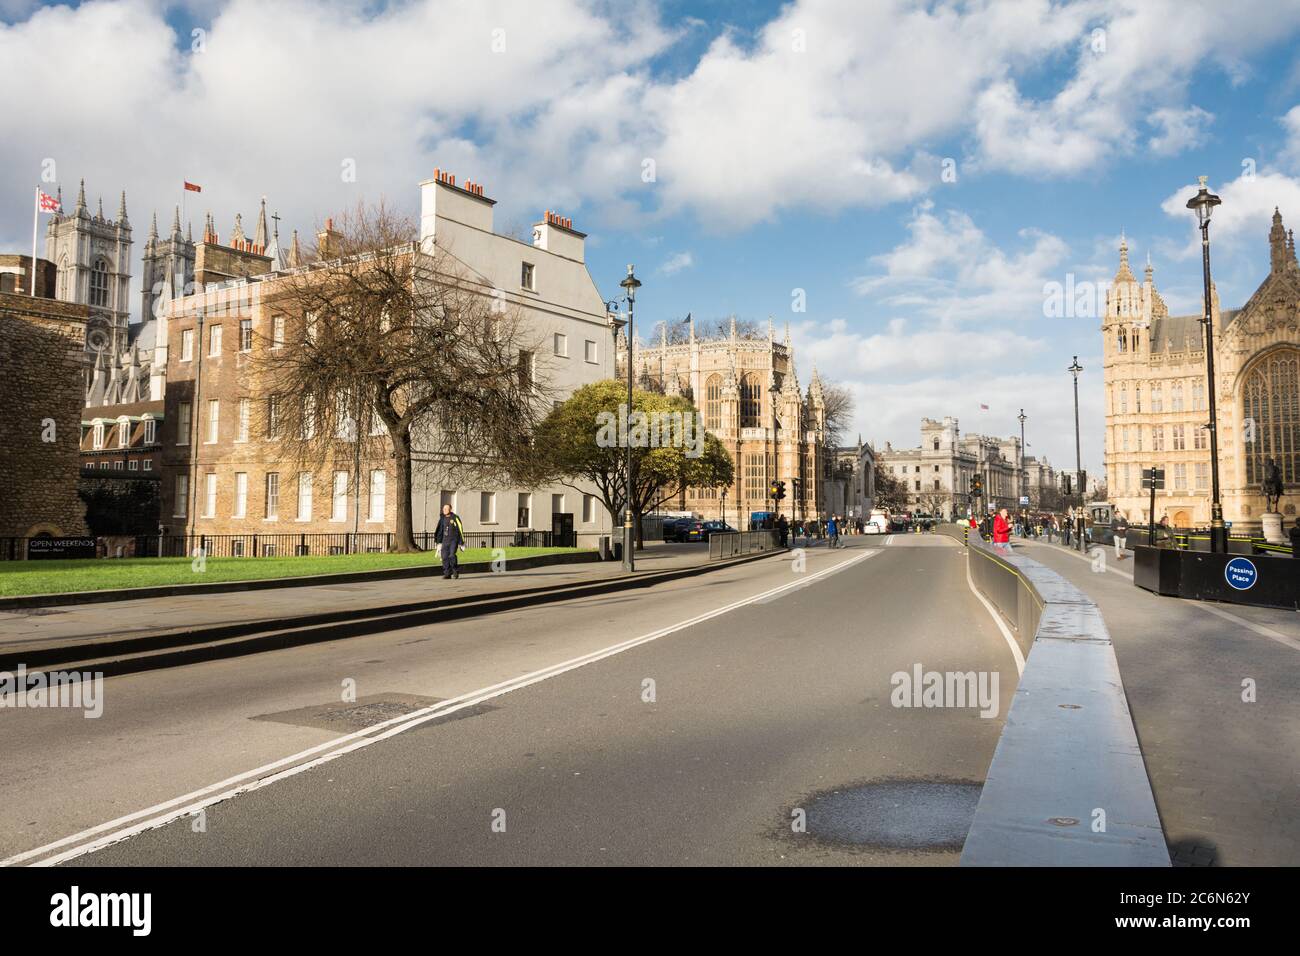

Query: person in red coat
<box><xmin>992</xmin><ymin>507</ymin><xmax>1012</xmax><ymax>544</ymax></box>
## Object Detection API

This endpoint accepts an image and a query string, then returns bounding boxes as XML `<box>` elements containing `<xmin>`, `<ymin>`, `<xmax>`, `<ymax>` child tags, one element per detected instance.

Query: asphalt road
<box><xmin>7</xmin><ymin>535</ymin><xmax>1016</xmax><ymax>866</ymax></box>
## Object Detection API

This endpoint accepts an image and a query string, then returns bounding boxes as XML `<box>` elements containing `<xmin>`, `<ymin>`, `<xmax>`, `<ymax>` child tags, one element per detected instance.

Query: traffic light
<box><xmin>1063</xmin><ymin>474</ymin><xmax>1073</xmax><ymax>496</ymax></box>
<box><xmin>770</xmin><ymin>480</ymin><xmax>786</xmax><ymax>501</ymax></box>
<box><xmin>971</xmin><ymin>474</ymin><xmax>984</xmax><ymax>497</ymax></box>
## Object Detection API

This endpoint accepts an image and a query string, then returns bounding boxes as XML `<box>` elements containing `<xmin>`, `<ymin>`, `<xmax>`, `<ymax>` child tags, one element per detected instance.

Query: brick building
<box><xmin>0</xmin><ymin>290</ymin><xmax>90</xmax><ymax>540</ymax></box>
<box><xmin>157</xmin><ymin>173</ymin><xmax>614</xmax><ymax>550</ymax></box>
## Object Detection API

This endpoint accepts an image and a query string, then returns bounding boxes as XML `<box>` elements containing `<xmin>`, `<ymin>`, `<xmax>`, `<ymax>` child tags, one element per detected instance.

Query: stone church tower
<box><xmin>44</xmin><ymin>179</ymin><xmax>132</xmax><ymax>355</ymax></box>
<box><xmin>140</xmin><ymin>206</ymin><xmax>196</xmax><ymax>323</ymax></box>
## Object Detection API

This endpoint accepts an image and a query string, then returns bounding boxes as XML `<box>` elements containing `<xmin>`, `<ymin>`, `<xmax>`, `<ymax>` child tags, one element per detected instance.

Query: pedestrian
<box><xmin>1061</xmin><ymin>511</ymin><xmax>1072</xmax><ymax>547</ymax></box>
<box><xmin>777</xmin><ymin>513</ymin><xmax>790</xmax><ymax>548</ymax></box>
<box><xmin>1111</xmin><ymin>510</ymin><xmax>1129</xmax><ymax>559</ymax></box>
<box><xmin>1290</xmin><ymin>517</ymin><xmax>1300</xmax><ymax>558</ymax></box>
<box><xmin>434</xmin><ymin>503</ymin><xmax>466</xmax><ymax>580</ymax></box>
<box><xmin>827</xmin><ymin>514</ymin><xmax>839</xmax><ymax>549</ymax></box>
<box><xmin>1156</xmin><ymin>514</ymin><xmax>1171</xmax><ymax>547</ymax></box>
<box><xmin>992</xmin><ymin>506</ymin><xmax>1011</xmax><ymax>543</ymax></box>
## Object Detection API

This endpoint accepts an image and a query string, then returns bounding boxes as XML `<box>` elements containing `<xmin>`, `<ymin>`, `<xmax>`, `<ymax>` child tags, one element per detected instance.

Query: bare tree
<box><xmin>820</xmin><ymin>381</ymin><xmax>855</xmax><ymax>449</ymax></box>
<box><xmin>253</xmin><ymin>200</ymin><xmax>545</xmax><ymax>552</ymax></box>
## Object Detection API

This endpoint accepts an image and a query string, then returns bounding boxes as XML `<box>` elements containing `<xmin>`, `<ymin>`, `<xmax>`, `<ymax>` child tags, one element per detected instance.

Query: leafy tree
<box><xmin>530</xmin><ymin>380</ymin><xmax>734</xmax><ymax>548</ymax></box>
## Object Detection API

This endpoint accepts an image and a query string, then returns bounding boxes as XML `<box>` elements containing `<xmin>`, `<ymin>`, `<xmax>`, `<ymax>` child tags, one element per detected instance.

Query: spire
<box><xmin>231</xmin><ymin>212</ymin><xmax>246</xmax><ymax>247</ymax></box>
<box><xmin>186</xmin><ymin>220</ymin><xmax>193</xmax><ymax>243</ymax></box>
<box><xmin>203</xmin><ymin>212</ymin><xmax>216</xmax><ymax>244</ymax></box>
<box><xmin>96</xmin><ymin>196</ymin><xmax>104</xmax><ymax>220</ymax></box>
<box><xmin>729</xmin><ymin>314</ymin><xmax>737</xmax><ymax>341</ymax></box>
<box><xmin>1289</xmin><ymin>228</ymin><xmax>1297</xmax><ymax>268</ymax></box>
<box><xmin>148</xmin><ymin>212</ymin><xmax>158</xmax><ymax>240</ymax></box>
<box><xmin>75</xmin><ymin>179</ymin><xmax>87</xmax><ymax>215</ymax></box>
<box><xmin>1270</xmin><ymin>207</ymin><xmax>1287</xmax><ymax>273</ymax></box>
<box><xmin>254</xmin><ymin>198</ymin><xmax>268</xmax><ymax>250</ymax></box>
<box><xmin>1144</xmin><ymin>250</ymin><xmax>1153</xmax><ymax>284</ymax></box>
<box><xmin>171</xmin><ymin>205</ymin><xmax>182</xmax><ymax>237</ymax></box>
<box><xmin>117</xmin><ymin>191</ymin><xmax>128</xmax><ymax>224</ymax></box>
<box><xmin>783</xmin><ymin>321</ymin><xmax>791</xmax><ymax>350</ymax></box>
<box><xmin>287</xmin><ymin>229</ymin><xmax>302</xmax><ymax>268</ymax></box>
<box><xmin>1114</xmin><ymin>231</ymin><xmax>1136</xmax><ymax>283</ymax></box>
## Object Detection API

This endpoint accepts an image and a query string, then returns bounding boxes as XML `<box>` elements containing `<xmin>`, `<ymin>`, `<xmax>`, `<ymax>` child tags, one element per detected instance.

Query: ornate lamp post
<box><xmin>1069</xmin><ymin>356</ymin><xmax>1084</xmax><ymax>551</ymax></box>
<box><xmin>1017</xmin><ymin>408</ymin><xmax>1027</xmax><ymax>509</ymax></box>
<box><xmin>619</xmin><ymin>265</ymin><xmax>641</xmax><ymax>571</ymax></box>
<box><xmin>1186</xmin><ymin>176</ymin><xmax>1227</xmax><ymax>553</ymax></box>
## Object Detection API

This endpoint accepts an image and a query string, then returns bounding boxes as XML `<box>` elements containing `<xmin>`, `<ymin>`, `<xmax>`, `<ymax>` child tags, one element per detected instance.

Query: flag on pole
<box><xmin>979</xmin><ymin>403</ymin><xmax>989</xmax><ymax>410</ymax></box>
<box><xmin>37</xmin><ymin>189</ymin><xmax>60</xmax><ymax>213</ymax></box>
<box><xmin>184</xmin><ymin>181</ymin><xmax>202</xmax><ymax>193</ymax></box>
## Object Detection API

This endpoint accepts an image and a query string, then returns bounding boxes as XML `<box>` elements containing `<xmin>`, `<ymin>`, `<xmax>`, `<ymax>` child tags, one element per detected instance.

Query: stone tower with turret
<box><xmin>44</xmin><ymin>180</ymin><xmax>133</xmax><ymax>355</ymax></box>
<box><xmin>140</xmin><ymin>206</ymin><xmax>196</xmax><ymax>323</ymax></box>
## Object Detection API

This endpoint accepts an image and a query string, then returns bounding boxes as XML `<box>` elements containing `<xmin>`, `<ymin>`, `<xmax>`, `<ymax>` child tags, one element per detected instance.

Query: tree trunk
<box><xmin>392</xmin><ymin>427</ymin><xmax>419</xmax><ymax>552</ymax></box>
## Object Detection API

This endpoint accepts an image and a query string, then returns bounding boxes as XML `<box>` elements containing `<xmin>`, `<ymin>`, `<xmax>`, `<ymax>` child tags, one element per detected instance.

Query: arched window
<box><xmin>1242</xmin><ymin>349</ymin><xmax>1300</xmax><ymax>485</ymax></box>
<box><xmin>1118</xmin><ymin>329</ymin><xmax>1127</xmax><ymax>353</ymax></box>
<box><xmin>704</xmin><ymin>374</ymin><xmax>721</xmax><ymax>431</ymax></box>
<box><xmin>57</xmin><ymin>255</ymin><xmax>69</xmax><ymax>299</ymax></box>
<box><xmin>89</xmin><ymin>258</ymin><xmax>110</xmax><ymax>308</ymax></box>
<box><xmin>739</xmin><ymin>375</ymin><xmax>761</xmax><ymax>428</ymax></box>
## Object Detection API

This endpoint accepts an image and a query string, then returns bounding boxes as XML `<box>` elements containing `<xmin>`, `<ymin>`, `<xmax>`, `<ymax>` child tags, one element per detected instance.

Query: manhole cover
<box><xmin>801</xmin><ymin>779</ymin><xmax>983</xmax><ymax>850</ymax></box>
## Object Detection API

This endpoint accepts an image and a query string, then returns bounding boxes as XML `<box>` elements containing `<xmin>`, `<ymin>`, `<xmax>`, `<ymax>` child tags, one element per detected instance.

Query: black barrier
<box><xmin>1133</xmin><ymin>545</ymin><xmax>1299</xmax><ymax>610</ymax></box>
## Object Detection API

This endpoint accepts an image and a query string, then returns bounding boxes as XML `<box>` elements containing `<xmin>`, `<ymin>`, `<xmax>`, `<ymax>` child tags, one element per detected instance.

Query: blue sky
<box><xmin>4</xmin><ymin>0</ymin><xmax>1300</xmax><ymax>477</ymax></box>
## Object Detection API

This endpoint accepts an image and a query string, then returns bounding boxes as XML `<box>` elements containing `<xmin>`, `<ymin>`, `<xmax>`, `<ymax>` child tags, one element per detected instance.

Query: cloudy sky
<box><xmin>4</xmin><ymin>0</ymin><xmax>1300</xmax><ymax>476</ymax></box>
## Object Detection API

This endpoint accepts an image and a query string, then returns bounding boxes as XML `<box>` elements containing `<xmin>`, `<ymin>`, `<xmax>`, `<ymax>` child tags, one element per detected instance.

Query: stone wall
<box><xmin>0</xmin><ymin>292</ymin><xmax>90</xmax><ymax>538</ymax></box>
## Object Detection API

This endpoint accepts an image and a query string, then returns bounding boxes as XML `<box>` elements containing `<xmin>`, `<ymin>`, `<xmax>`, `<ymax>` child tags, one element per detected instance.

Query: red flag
<box><xmin>37</xmin><ymin>189</ymin><xmax>60</xmax><ymax>213</ymax></box>
<box><xmin>184</xmin><ymin>181</ymin><xmax>202</xmax><ymax>193</ymax></box>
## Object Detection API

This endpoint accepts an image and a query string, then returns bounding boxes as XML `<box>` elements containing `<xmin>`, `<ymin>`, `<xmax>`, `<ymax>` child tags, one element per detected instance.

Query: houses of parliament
<box><xmin>1103</xmin><ymin>209</ymin><xmax>1300</xmax><ymax>533</ymax></box>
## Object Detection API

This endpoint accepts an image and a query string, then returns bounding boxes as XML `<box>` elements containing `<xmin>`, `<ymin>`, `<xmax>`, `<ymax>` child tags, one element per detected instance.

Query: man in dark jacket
<box><xmin>1111</xmin><ymin>511</ymin><xmax>1129</xmax><ymax>559</ymax></box>
<box><xmin>434</xmin><ymin>504</ymin><xmax>465</xmax><ymax>579</ymax></box>
<box><xmin>776</xmin><ymin>513</ymin><xmax>789</xmax><ymax>548</ymax></box>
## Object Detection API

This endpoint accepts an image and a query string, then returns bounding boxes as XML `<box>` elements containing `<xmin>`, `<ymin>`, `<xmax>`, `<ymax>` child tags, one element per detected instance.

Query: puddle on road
<box><xmin>799</xmin><ymin>779</ymin><xmax>983</xmax><ymax>851</ymax></box>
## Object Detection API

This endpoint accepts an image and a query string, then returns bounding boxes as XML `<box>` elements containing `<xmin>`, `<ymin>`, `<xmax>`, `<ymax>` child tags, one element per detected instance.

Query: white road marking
<box><xmin>1028</xmin><ymin>541</ymin><xmax>1300</xmax><ymax>654</ymax></box>
<box><xmin>885</xmin><ymin>534</ymin><xmax>894</xmax><ymax>546</ymax></box>
<box><xmin>7</xmin><ymin>548</ymin><xmax>874</xmax><ymax>868</ymax></box>
<box><xmin>753</xmin><ymin>549</ymin><xmax>879</xmax><ymax>603</ymax></box>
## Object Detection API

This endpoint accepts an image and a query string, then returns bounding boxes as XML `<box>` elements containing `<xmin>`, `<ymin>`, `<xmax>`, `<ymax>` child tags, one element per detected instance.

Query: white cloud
<box><xmin>657</xmin><ymin>251</ymin><xmax>693</xmax><ymax>276</ymax></box>
<box><xmin>1147</xmin><ymin>105</ymin><xmax>1214</xmax><ymax>156</ymax></box>
<box><xmin>1282</xmin><ymin>104</ymin><xmax>1300</xmax><ymax>170</ymax></box>
<box><xmin>850</xmin><ymin>203</ymin><xmax>1077</xmax><ymax>326</ymax></box>
<box><xmin>1159</xmin><ymin>170</ymin><xmax>1300</xmax><ymax>259</ymax></box>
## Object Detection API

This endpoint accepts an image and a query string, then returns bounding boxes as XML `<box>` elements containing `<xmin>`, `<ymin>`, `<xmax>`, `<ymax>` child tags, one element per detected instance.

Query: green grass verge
<box><xmin>0</xmin><ymin>547</ymin><xmax>590</xmax><ymax>598</ymax></box>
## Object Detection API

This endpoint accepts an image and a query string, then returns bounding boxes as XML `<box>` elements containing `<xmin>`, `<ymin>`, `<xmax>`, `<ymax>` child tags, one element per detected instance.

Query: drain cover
<box><xmin>802</xmin><ymin>779</ymin><xmax>983</xmax><ymax>850</ymax></box>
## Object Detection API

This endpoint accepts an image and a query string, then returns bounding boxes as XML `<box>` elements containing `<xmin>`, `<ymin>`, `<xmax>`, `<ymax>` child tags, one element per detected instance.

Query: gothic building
<box><xmin>1102</xmin><ymin>211</ymin><xmax>1300</xmax><ymax>531</ymax></box>
<box><xmin>622</xmin><ymin>317</ymin><xmax>827</xmax><ymax>523</ymax></box>
<box><xmin>140</xmin><ymin>207</ymin><xmax>196</xmax><ymax>324</ymax></box>
<box><xmin>45</xmin><ymin>180</ymin><xmax>132</xmax><ymax>356</ymax></box>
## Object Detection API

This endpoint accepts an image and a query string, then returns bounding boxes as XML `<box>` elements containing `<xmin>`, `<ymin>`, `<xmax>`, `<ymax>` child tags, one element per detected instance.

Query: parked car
<box><xmin>662</xmin><ymin>517</ymin><xmax>691</xmax><ymax>542</ymax></box>
<box><xmin>700</xmin><ymin>521</ymin><xmax>736</xmax><ymax>540</ymax></box>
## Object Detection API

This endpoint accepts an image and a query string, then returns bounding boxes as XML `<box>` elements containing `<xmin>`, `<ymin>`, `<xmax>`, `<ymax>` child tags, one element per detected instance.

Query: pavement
<box><xmin>1012</xmin><ymin>535</ymin><xmax>1300</xmax><ymax>867</ymax></box>
<box><xmin>3</xmin><ymin>534</ymin><xmax>1018</xmax><ymax>867</ymax></box>
<box><xmin>0</xmin><ymin>542</ymin><xmax>719</xmax><ymax>659</ymax></box>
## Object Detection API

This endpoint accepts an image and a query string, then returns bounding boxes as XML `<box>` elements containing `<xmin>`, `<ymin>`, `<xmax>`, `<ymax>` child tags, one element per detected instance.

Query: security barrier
<box><xmin>936</xmin><ymin>523</ymin><xmax>1169</xmax><ymax>866</ymax></box>
<box><xmin>708</xmin><ymin>530</ymin><xmax>780</xmax><ymax>560</ymax></box>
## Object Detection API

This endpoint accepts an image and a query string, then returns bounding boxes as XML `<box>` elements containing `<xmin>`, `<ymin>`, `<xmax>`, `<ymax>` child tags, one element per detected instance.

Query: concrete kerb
<box><xmin>1</xmin><ymin>546</ymin><xmax>789</xmax><ymax>680</ymax></box>
<box><xmin>937</xmin><ymin>524</ymin><xmax>1169</xmax><ymax>866</ymax></box>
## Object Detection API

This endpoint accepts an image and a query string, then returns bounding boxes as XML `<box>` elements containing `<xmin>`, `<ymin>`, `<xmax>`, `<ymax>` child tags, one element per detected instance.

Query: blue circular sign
<box><xmin>1224</xmin><ymin>557</ymin><xmax>1258</xmax><ymax>591</ymax></box>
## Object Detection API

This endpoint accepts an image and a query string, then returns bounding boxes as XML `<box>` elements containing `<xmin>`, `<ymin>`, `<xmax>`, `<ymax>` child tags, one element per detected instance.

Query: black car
<box><xmin>699</xmin><ymin>521</ymin><xmax>736</xmax><ymax>540</ymax></box>
<box><xmin>662</xmin><ymin>517</ymin><xmax>694</xmax><ymax>542</ymax></box>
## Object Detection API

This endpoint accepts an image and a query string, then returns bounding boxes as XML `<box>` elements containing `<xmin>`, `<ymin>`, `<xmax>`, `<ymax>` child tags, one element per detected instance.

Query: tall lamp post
<box><xmin>1187</xmin><ymin>177</ymin><xmax>1227</xmax><ymax>553</ymax></box>
<box><xmin>1017</xmin><ymin>408</ymin><xmax>1027</xmax><ymax>511</ymax></box>
<box><xmin>619</xmin><ymin>265</ymin><xmax>641</xmax><ymax>571</ymax></box>
<box><xmin>1068</xmin><ymin>356</ymin><xmax>1084</xmax><ymax>551</ymax></box>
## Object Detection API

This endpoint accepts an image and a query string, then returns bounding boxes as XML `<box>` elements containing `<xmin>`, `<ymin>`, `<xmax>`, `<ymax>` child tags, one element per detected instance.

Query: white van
<box><xmin>865</xmin><ymin>509</ymin><xmax>890</xmax><ymax>534</ymax></box>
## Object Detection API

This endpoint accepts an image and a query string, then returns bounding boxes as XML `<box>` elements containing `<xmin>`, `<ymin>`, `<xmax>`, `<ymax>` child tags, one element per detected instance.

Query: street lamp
<box><xmin>619</xmin><ymin>264</ymin><xmax>641</xmax><ymax>571</ymax></box>
<box><xmin>1186</xmin><ymin>176</ymin><xmax>1227</xmax><ymax>553</ymax></box>
<box><xmin>1068</xmin><ymin>356</ymin><xmax>1084</xmax><ymax>551</ymax></box>
<box><xmin>1017</xmin><ymin>408</ymin><xmax>1027</xmax><ymax>510</ymax></box>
